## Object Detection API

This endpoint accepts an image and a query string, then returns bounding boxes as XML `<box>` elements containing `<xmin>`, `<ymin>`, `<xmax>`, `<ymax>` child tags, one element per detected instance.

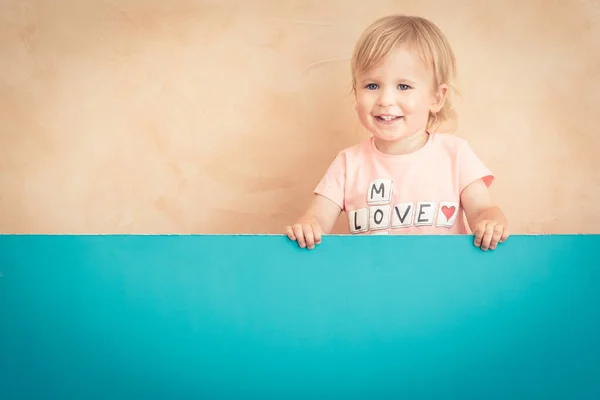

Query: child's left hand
<box><xmin>473</xmin><ymin>220</ymin><xmax>509</xmax><ymax>251</ymax></box>
<box><xmin>461</xmin><ymin>179</ymin><xmax>510</xmax><ymax>251</ymax></box>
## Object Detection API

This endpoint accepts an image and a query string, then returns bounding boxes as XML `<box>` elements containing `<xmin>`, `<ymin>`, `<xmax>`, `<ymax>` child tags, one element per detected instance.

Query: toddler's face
<box><xmin>354</xmin><ymin>45</ymin><xmax>446</xmax><ymax>142</ymax></box>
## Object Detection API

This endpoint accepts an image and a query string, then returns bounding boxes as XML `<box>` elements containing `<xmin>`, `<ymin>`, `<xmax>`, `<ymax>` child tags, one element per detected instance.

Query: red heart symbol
<box><xmin>441</xmin><ymin>205</ymin><xmax>456</xmax><ymax>221</ymax></box>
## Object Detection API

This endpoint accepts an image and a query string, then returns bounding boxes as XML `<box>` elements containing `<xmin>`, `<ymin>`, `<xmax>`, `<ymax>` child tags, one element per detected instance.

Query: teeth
<box><xmin>379</xmin><ymin>116</ymin><xmax>396</xmax><ymax>121</ymax></box>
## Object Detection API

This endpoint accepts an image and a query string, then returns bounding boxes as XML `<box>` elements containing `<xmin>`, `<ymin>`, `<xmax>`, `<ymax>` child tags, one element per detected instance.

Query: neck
<box><xmin>373</xmin><ymin>130</ymin><xmax>430</xmax><ymax>155</ymax></box>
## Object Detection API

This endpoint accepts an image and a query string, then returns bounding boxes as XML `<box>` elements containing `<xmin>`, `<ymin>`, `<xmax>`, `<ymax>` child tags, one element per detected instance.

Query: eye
<box><xmin>365</xmin><ymin>83</ymin><xmax>378</xmax><ymax>90</ymax></box>
<box><xmin>398</xmin><ymin>84</ymin><xmax>411</xmax><ymax>90</ymax></box>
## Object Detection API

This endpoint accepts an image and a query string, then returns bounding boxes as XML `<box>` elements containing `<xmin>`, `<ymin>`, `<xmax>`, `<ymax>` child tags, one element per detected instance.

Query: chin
<box><xmin>371</xmin><ymin>131</ymin><xmax>410</xmax><ymax>142</ymax></box>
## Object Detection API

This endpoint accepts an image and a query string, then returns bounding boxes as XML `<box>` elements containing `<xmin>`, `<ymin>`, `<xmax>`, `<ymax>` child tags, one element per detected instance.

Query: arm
<box><xmin>286</xmin><ymin>194</ymin><xmax>342</xmax><ymax>249</ymax></box>
<box><xmin>461</xmin><ymin>178</ymin><xmax>510</xmax><ymax>251</ymax></box>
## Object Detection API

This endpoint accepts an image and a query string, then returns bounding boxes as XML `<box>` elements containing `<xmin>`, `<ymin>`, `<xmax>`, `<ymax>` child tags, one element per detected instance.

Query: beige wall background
<box><xmin>0</xmin><ymin>0</ymin><xmax>598</xmax><ymax>234</ymax></box>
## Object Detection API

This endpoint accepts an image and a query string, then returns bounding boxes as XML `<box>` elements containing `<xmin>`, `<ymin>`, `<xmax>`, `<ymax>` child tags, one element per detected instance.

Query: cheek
<box><xmin>402</xmin><ymin>94</ymin><xmax>431</xmax><ymax>114</ymax></box>
<box><xmin>355</xmin><ymin>96</ymin><xmax>372</xmax><ymax>114</ymax></box>
<box><xmin>401</xmin><ymin>93</ymin><xmax>417</xmax><ymax>108</ymax></box>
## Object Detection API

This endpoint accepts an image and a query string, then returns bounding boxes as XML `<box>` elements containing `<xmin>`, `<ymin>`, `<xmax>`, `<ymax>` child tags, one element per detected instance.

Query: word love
<box><xmin>347</xmin><ymin>178</ymin><xmax>459</xmax><ymax>233</ymax></box>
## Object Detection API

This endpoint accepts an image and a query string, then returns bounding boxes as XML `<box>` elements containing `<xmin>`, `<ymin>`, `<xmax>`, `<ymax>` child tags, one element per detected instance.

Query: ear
<box><xmin>430</xmin><ymin>83</ymin><xmax>448</xmax><ymax>113</ymax></box>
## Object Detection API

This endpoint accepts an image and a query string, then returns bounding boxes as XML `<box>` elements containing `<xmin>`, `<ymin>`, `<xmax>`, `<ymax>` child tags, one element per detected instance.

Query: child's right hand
<box><xmin>285</xmin><ymin>221</ymin><xmax>323</xmax><ymax>250</ymax></box>
<box><xmin>285</xmin><ymin>194</ymin><xmax>342</xmax><ymax>250</ymax></box>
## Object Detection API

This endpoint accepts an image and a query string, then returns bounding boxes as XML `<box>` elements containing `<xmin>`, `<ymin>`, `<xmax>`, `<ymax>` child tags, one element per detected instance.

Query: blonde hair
<box><xmin>351</xmin><ymin>15</ymin><xmax>458</xmax><ymax>131</ymax></box>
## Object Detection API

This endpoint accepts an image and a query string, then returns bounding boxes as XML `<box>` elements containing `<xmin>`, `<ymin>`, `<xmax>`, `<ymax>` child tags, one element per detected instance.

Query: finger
<box><xmin>489</xmin><ymin>225</ymin><xmax>504</xmax><ymax>250</ymax></box>
<box><xmin>293</xmin><ymin>224</ymin><xmax>306</xmax><ymax>248</ymax></box>
<box><xmin>480</xmin><ymin>223</ymin><xmax>495</xmax><ymax>251</ymax></box>
<box><xmin>303</xmin><ymin>224</ymin><xmax>315</xmax><ymax>249</ymax></box>
<box><xmin>285</xmin><ymin>226</ymin><xmax>296</xmax><ymax>241</ymax></box>
<box><xmin>500</xmin><ymin>227</ymin><xmax>510</xmax><ymax>243</ymax></box>
<box><xmin>474</xmin><ymin>222</ymin><xmax>486</xmax><ymax>247</ymax></box>
<box><xmin>313</xmin><ymin>223</ymin><xmax>323</xmax><ymax>245</ymax></box>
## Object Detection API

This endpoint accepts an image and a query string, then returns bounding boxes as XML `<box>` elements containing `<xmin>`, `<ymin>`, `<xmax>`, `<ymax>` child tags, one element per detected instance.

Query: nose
<box><xmin>376</xmin><ymin>87</ymin><xmax>396</xmax><ymax>107</ymax></box>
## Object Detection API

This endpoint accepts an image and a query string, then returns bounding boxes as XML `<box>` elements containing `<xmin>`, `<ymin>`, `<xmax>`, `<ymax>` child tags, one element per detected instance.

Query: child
<box><xmin>285</xmin><ymin>15</ymin><xmax>509</xmax><ymax>251</ymax></box>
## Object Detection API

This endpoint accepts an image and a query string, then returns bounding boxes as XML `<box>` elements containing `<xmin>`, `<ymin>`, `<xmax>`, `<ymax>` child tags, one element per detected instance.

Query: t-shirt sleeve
<box><xmin>457</xmin><ymin>141</ymin><xmax>495</xmax><ymax>193</ymax></box>
<box><xmin>314</xmin><ymin>151</ymin><xmax>346</xmax><ymax>210</ymax></box>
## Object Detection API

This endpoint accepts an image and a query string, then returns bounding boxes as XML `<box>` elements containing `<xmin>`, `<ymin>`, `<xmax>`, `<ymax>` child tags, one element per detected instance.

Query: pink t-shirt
<box><xmin>314</xmin><ymin>133</ymin><xmax>494</xmax><ymax>235</ymax></box>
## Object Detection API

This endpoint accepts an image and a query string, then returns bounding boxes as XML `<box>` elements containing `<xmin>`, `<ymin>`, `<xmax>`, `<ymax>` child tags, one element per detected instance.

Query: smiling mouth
<box><xmin>375</xmin><ymin>115</ymin><xmax>403</xmax><ymax>122</ymax></box>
